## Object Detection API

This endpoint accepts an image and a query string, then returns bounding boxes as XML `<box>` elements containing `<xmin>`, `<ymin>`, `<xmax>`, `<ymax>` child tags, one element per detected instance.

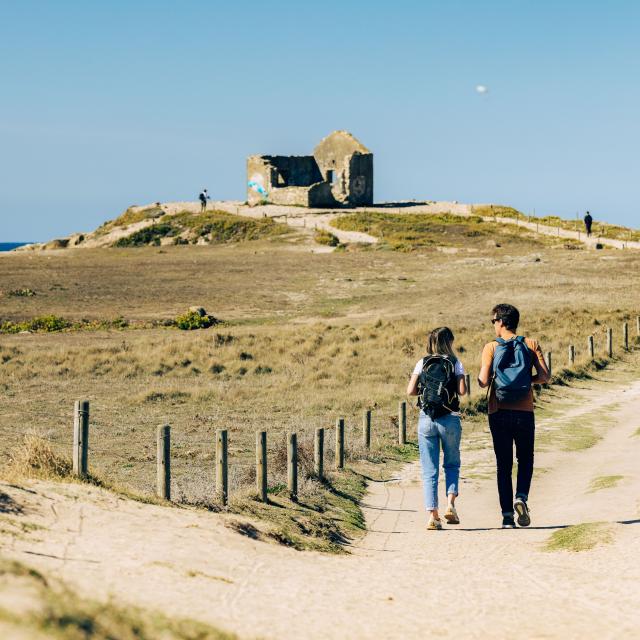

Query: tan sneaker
<box><xmin>444</xmin><ymin>505</ymin><xmax>460</xmax><ymax>525</ymax></box>
<box><xmin>427</xmin><ymin>516</ymin><xmax>443</xmax><ymax>530</ymax></box>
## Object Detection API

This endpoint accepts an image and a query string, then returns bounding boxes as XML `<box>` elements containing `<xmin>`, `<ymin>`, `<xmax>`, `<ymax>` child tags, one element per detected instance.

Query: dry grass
<box><xmin>473</xmin><ymin>205</ymin><xmax>640</xmax><ymax>242</ymax></box>
<box><xmin>330</xmin><ymin>210</ymin><xmax>569</xmax><ymax>251</ymax></box>
<box><xmin>5</xmin><ymin>435</ymin><xmax>72</xmax><ymax>481</ymax></box>
<box><xmin>1</xmin><ymin>232</ymin><xmax>639</xmax><ymax>537</ymax></box>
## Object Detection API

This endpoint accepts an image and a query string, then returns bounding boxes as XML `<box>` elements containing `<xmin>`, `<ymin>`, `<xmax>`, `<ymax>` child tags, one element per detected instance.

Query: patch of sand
<box><xmin>1</xmin><ymin>379</ymin><xmax>640</xmax><ymax>638</ymax></box>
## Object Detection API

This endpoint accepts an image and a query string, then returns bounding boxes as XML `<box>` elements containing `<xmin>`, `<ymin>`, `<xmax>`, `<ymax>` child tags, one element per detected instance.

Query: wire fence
<box><xmin>4</xmin><ymin>320</ymin><xmax>639</xmax><ymax>507</ymax></box>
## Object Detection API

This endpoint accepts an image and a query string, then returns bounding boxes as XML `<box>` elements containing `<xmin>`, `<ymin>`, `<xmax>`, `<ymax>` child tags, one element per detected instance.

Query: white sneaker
<box><xmin>444</xmin><ymin>505</ymin><xmax>460</xmax><ymax>525</ymax></box>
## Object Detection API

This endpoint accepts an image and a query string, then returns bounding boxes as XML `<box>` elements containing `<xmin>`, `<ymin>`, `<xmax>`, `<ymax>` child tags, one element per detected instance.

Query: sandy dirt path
<box><xmin>2</xmin><ymin>376</ymin><xmax>640</xmax><ymax>639</ymax></box>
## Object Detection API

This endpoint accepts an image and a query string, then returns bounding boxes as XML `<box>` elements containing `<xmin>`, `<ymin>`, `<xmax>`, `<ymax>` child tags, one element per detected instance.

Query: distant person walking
<box><xmin>198</xmin><ymin>190</ymin><xmax>207</xmax><ymax>212</ymax></box>
<box><xmin>478</xmin><ymin>304</ymin><xmax>549</xmax><ymax>528</ymax></box>
<box><xmin>407</xmin><ymin>327</ymin><xmax>467</xmax><ymax>530</ymax></box>
<box><xmin>584</xmin><ymin>211</ymin><xmax>593</xmax><ymax>237</ymax></box>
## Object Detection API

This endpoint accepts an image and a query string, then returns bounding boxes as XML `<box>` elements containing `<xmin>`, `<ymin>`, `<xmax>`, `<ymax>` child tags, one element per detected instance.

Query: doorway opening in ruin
<box><xmin>327</xmin><ymin>169</ymin><xmax>337</xmax><ymax>185</ymax></box>
<box><xmin>277</xmin><ymin>170</ymin><xmax>289</xmax><ymax>186</ymax></box>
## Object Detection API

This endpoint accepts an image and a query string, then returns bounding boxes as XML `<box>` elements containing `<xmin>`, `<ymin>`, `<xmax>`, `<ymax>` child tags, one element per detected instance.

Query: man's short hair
<box><xmin>492</xmin><ymin>304</ymin><xmax>520</xmax><ymax>331</ymax></box>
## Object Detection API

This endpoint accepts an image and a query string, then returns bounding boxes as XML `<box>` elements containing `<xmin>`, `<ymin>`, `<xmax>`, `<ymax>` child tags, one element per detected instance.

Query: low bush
<box><xmin>114</xmin><ymin>223</ymin><xmax>177</xmax><ymax>247</ymax></box>
<box><xmin>174</xmin><ymin>310</ymin><xmax>219</xmax><ymax>330</ymax></box>
<box><xmin>6</xmin><ymin>435</ymin><xmax>72</xmax><ymax>480</ymax></box>
<box><xmin>7</xmin><ymin>288</ymin><xmax>36</xmax><ymax>297</ymax></box>
<box><xmin>0</xmin><ymin>315</ymin><xmax>71</xmax><ymax>334</ymax></box>
<box><xmin>314</xmin><ymin>229</ymin><xmax>340</xmax><ymax>246</ymax></box>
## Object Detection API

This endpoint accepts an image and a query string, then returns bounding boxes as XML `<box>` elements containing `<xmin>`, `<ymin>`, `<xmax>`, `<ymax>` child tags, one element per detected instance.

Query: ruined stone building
<box><xmin>247</xmin><ymin>131</ymin><xmax>373</xmax><ymax>207</ymax></box>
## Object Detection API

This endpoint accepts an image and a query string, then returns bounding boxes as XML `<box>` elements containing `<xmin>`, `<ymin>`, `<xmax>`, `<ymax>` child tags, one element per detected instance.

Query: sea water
<box><xmin>0</xmin><ymin>243</ymin><xmax>31</xmax><ymax>252</ymax></box>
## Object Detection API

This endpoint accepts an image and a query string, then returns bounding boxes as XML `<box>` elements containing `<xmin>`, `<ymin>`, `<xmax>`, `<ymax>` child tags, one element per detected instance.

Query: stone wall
<box><xmin>247</xmin><ymin>131</ymin><xmax>373</xmax><ymax>207</ymax></box>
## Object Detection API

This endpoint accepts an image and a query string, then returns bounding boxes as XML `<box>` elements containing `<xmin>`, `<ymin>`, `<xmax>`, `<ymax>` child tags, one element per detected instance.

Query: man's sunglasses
<box><xmin>491</xmin><ymin>318</ymin><xmax>501</xmax><ymax>324</ymax></box>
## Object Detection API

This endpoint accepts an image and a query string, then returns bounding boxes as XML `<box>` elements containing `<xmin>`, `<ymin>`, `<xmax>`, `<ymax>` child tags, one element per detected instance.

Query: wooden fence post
<box><xmin>607</xmin><ymin>328</ymin><xmax>613</xmax><ymax>358</ymax></box>
<box><xmin>72</xmin><ymin>400</ymin><xmax>90</xmax><ymax>478</ymax></box>
<box><xmin>256</xmin><ymin>431</ymin><xmax>267</xmax><ymax>503</ymax></box>
<box><xmin>398</xmin><ymin>401</ymin><xmax>407</xmax><ymax>445</ymax></box>
<box><xmin>216</xmin><ymin>429</ymin><xmax>228</xmax><ymax>506</ymax></box>
<box><xmin>569</xmin><ymin>345</ymin><xmax>575</xmax><ymax>366</ymax></box>
<box><xmin>287</xmin><ymin>433</ymin><xmax>298</xmax><ymax>501</ymax></box>
<box><xmin>588</xmin><ymin>335</ymin><xmax>595</xmax><ymax>358</ymax></box>
<box><xmin>465</xmin><ymin>373</ymin><xmax>471</xmax><ymax>397</ymax></box>
<box><xmin>623</xmin><ymin>322</ymin><xmax>629</xmax><ymax>351</ymax></box>
<box><xmin>156</xmin><ymin>425</ymin><xmax>171</xmax><ymax>500</ymax></box>
<box><xmin>314</xmin><ymin>428</ymin><xmax>324</xmax><ymax>480</ymax></box>
<box><xmin>546</xmin><ymin>351</ymin><xmax>552</xmax><ymax>377</ymax></box>
<box><xmin>363</xmin><ymin>410</ymin><xmax>371</xmax><ymax>449</ymax></box>
<box><xmin>335</xmin><ymin>418</ymin><xmax>345</xmax><ymax>469</ymax></box>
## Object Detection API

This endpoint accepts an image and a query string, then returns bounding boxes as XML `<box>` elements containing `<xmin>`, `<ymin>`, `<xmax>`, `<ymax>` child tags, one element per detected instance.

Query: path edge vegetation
<box><xmin>6</xmin><ymin>346</ymin><xmax>638</xmax><ymax>554</ymax></box>
<box><xmin>0</xmin><ymin>558</ymin><xmax>236</xmax><ymax>640</ymax></box>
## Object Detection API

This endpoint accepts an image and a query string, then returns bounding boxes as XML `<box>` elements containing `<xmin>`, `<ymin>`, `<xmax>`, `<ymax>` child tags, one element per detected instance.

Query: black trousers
<box><xmin>488</xmin><ymin>410</ymin><xmax>535</xmax><ymax>514</ymax></box>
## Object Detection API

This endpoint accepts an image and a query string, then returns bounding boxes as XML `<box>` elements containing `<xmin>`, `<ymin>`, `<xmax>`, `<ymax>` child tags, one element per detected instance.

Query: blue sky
<box><xmin>1</xmin><ymin>1</ymin><xmax>639</xmax><ymax>241</ymax></box>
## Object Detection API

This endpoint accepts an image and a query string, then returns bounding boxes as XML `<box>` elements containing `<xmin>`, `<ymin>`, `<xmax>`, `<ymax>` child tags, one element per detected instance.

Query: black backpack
<box><xmin>417</xmin><ymin>355</ymin><xmax>460</xmax><ymax>418</ymax></box>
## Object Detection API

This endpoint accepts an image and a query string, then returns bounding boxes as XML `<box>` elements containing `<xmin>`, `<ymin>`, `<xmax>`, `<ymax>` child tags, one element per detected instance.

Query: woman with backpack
<box><xmin>407</xmin><ymin>327</ymin><xmax>467</xmax><ymax>530</ymax></box>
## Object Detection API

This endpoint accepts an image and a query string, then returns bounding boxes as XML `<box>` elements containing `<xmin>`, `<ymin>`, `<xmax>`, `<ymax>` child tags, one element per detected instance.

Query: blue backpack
<box><xmin>492</xmin><ymin>336</ymin><xmax>533</xmax><ymax>403</ymax></box>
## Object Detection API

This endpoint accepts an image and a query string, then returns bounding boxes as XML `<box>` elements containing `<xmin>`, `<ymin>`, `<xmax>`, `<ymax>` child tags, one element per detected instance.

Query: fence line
<box><xmin>30</xmin><ymin>326</ymin><xmax>638</xmax><ymax>506</ymax></box>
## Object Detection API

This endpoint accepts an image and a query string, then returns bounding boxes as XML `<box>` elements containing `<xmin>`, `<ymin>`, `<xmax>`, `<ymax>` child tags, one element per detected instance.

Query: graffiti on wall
<box><xmin>248</xmin><ymin>173</ymin><xmax>268</xmax><ymax>197</ymax></box>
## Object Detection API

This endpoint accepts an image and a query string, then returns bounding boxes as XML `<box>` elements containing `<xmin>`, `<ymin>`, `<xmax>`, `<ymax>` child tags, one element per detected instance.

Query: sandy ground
<box><xmin>2</xmin><ymin>376</ymin><xmax>640</xmax><ymax>639</ymax></box>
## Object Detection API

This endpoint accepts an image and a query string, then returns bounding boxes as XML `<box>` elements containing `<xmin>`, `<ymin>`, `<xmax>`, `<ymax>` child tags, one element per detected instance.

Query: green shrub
<box><xmin>314</xmin><ymin>229</ymin><xmax>340</xmax><ymax>246</ymax></box>
<box><xmin>254</xmin><ymin>365</ymin><xmax>273</xmax><ymax>374</ymax></box>
<box><xmin>7</xmin><ymin>288</ymin><xmax>36</xmax><ymax>297</ymax></box>
<box><xmin>0</xmin><ymin>315</ymin><xmax>71</xmax><ymax>334</ymax></box>
<box><xmin>114</xmin><ymin>223</ymin><xmax>176</xmax><ymax>247</ymax></box>
<box><xmin>171</xmin><ymin>210</ymin><xmax>289</xmax><ymax>243</ymax></box>
<box><xmin>174</xmin><ymin>310</ymin><xmax>219</xmax><ymax>330</ymax></box>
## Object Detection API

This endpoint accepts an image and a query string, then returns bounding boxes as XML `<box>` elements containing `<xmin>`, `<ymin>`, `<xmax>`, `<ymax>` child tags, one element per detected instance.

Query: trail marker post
<box><xmin>546</xmin><ymin>352</ymin><xmax>552</xmax><ymax>378</ymax></box>
<box><xmin>72</xmin><ymin>400</ymin><xmax>90</xmax><ymax>478</ymax></box>
<box><xmin>465</xmin><ymin>374</ymin><xmax>471</xmax><ymax>397</ymax></box>
<box><xmin>256</xmin><ymin>431</ymin><xmax>267</xmax><ymax>503</ymax></box>
<box><xmin>607</xmin><ymin>328</ymin><xmax>613</xmax><ymax>358</ymax></box>
<box><xmin>287</xmin><ymin>433</ymin><xmax>298</xmax><ymax>501</ymax></box>
<box><xmin>398</xmin><ymin>401</ymin><xmax>407</xmax><ymax>445</ymax></box>
<box><xmin>363</xmin><ymin>410</ymin><xmax>371</xmax><ymax>449</ymax></box>
<box><xmin>335</xmin><ymin>418</ymin><xmax>345</xmax><ymax>469</ymax></box>
<box><xmin>156</xmin><ymin>425</ymin><xmax>171</xmax><ymax>500</ymax></box>
<box><xmin>314</xmin><ymin>428</ymin><xmax>324</xmax><ymax>480</ymax></box>
<box><xmin>569</xmin><ymin>345</ymin><xmax>575</xmax><ymax>366</ymax></box>
<box><xmin>623</xmin><ymin>322</ymin><xmax>629</xmax><ymax>351</ymax></box>
<box><xmin>216</xmin><ymin>429</ymin><xmax>228</xmax><ymax>506</ymax></box>
<box><xmin>588</xmin><ymin>335</ymin><xmax>595</xmax><ymax>358</ymax></box>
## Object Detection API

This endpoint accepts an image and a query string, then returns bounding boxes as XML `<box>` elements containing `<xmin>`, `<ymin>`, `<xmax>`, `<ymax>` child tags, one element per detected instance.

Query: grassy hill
<box><xmin>330</xmin><ymin>211</ymin><xmax>580</xmax><ymax>251</ymax></box>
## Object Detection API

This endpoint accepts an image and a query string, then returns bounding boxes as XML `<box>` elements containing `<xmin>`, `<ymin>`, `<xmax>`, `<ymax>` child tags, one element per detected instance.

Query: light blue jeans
<box><xmin>418</xmin><ymin>411</ymin><xmax>462</xmax><ymax>510</ymax></box>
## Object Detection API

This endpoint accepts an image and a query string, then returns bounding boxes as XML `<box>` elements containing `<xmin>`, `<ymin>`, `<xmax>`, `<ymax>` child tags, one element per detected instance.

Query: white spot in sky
<box><xmin>475</xmin><ymin>84</ymin><xmax>488</xmax><ymax>94</ymax></box>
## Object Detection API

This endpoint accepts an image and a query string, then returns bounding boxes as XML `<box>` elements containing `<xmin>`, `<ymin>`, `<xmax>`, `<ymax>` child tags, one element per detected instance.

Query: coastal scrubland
<box><xmin>1</xmin><ymin>215</ymin><xmax>639</xmax><ymax>547</ymax></box>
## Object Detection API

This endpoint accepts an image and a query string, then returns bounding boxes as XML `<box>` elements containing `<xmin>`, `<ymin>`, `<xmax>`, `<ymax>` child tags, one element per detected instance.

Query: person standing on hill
<box><xmin>198</xmin><ymin>190</ymin><xmax>208</xmax><ymax>212</ymax></box>
<box><xmin>407</xmin><ymin>327</ymin><xmax>467</xmax><ymax>531</ymax></box>
<box><xmin>584</xmin><ymin>211</ymin><xmax>593</xmax><ymax>237</ymax></box>
<box><xmin>478</xmin><ymin>304</ymin><xmax>550</xmax><ymax>529</ymax></box>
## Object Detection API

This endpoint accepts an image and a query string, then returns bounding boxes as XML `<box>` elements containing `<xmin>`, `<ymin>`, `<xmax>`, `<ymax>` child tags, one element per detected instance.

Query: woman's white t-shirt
<box><xmin>412</xmin><ymin>357</ymin><xmax>465</xmax><ymax>377</ymax></box>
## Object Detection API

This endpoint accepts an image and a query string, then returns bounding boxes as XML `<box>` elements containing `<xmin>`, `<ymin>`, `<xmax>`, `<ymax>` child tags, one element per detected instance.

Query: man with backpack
<box><xmin>584</xmin><ymin>211</ymin><xmax>593</xmax><ymax>237</ymax></box>
<box><xmin>198</xmin><ymin>190</ymin><xmax>208</xmax><ymax>212</ymax></box>
<box><xmin>478</xmin><ymin>304</ymin><xmax>550</xmax><ymax>528</ymax></box>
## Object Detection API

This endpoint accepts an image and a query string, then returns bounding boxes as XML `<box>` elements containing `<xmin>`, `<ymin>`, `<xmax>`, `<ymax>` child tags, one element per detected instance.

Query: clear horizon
<box><xmin>2</xmin><ymin>1</ymin><xmax>639</xmax><ymax>241</ymax></box>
